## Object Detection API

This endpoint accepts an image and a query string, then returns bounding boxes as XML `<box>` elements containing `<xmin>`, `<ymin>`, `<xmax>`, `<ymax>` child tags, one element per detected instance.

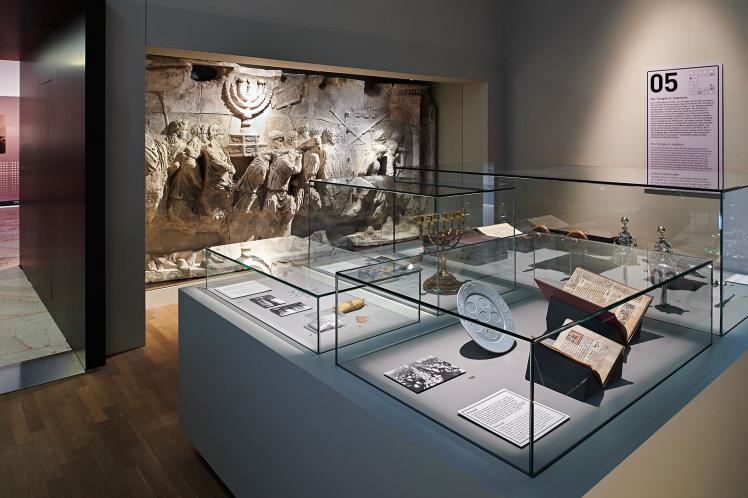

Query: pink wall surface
<box><xmin>0</xmin><ymin>96</ymin><xmax>19</xmax><ymax>202</ymax></box>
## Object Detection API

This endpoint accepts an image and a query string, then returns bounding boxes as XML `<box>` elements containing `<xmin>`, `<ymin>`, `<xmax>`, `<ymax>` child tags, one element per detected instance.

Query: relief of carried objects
<box><xmin>145</xmin><ymin>56</ymin><xmax>436</xmax><ymax>283</ymax></box>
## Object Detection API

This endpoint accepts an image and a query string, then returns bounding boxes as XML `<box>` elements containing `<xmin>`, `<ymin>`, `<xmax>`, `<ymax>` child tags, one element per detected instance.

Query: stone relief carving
<box><xmin>222</xmin><ymin>67</ymin><xmax>279</xmax><ymax>129</ymax></box>
<box><xmin>144</xmin><ymin>56</ymin><xmax>435</xmax><ymax>283</ymax></box>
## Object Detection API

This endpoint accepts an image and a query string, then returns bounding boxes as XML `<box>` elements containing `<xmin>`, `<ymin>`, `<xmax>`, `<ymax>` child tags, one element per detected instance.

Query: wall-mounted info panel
<box><xmin>647</xmin><ymin>64</ymin><xmax>722</xmax><ymax>189</ymax></box>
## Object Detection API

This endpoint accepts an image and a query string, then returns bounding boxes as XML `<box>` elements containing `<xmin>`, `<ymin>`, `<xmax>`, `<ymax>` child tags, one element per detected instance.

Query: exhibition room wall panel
<box><xmin>433</xmin><ymin>82</ymin><xmax>489</xmax><ymax>166</ymax></box>
<box><xmin>19</xmin><ymin>1</ymin><xmax>106</xmax><ymax>369</ymax></box>
<box><xmin>145</xmin><ymin>0</ymin><xmax>501</xmax><ymax>83</ymax></box>
<box><xmin>498</xmin><ymin>0</ymin><xmax>748</xmax><ymax>254</ymax></box>
<box><xmin>105</xmin><ymin>0</ymin><xmax>146</xmax><ymax>354</ymax></box>
<box><xmin>20</xmin><ymin>23</ymin><xmax>87</xmax><ymax>363</ymax></box>
<box><xmin>501</xmin><ymin>0</ymin><xmax>748</xmax><ymax>175</ymax></box>
<box><xmin>105</xmin><ymin>0</ymin><xmax>504</xmax><ymax>352</ymax></box>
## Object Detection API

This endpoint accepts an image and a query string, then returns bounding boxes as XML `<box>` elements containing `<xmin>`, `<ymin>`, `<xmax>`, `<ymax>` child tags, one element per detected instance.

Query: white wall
<box><xmin>0</xmin><ymin>60</ymin><xmax>19</xmax><ymax>97</ymax></box>
<box><xmin>502</xmin><ymin>0</ymin><xmax>748</xmax><ymax>181</ymax></box>
<box><xmin>105</xmin><ymin>0</ymin><xmax>503</xmax><ymax>353</ymax></box>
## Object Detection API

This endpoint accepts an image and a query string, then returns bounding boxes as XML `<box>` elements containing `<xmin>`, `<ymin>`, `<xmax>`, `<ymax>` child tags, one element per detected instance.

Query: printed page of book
<box><xmin>563</xmin><ymin>268</ymin><xmax>652</xmax><ymax>341</ymax></box>
<box><xmin>550</xmin><ymin>320</ymin><xmax>624</xmax><ymax>386</ymax></box>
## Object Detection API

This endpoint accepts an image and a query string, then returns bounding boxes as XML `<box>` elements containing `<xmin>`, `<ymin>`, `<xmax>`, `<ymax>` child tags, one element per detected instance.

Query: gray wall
<box><xmin>501</xmin><ymin>0</ymin><xmax>748</xmax><ymax>178</ymax></box>
<box><xmin>498</xmin><ymin>0</ymin><xmax>748</xmax><ymax>254</ymax></box>
<box><xmin>105</xmin><ymin>0</ymin><xmax>504</xmax><ymax>353</ymax></box>
<box><xmin>106</xmin><ymin>0</ymin><xmax>145</xmax><ymax>355</ymax></box>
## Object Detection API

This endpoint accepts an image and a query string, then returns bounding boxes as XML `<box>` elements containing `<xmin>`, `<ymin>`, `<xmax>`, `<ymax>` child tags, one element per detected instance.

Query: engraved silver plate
<box><xmin>457</xmin><ymin>281</ymin><xmax>516</xmax><ymax>353</ymax></box>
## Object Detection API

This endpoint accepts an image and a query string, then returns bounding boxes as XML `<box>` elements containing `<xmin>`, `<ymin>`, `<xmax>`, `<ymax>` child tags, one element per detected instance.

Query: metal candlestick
<box><xmin>416</xmin><ymin>209</ymin><xmax>467</xmax><ymax>295</ymax></box>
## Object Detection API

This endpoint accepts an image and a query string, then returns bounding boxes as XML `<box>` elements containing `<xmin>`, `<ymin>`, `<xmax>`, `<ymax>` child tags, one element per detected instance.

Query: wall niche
<box><xmin>145</xmin><ymin>55</ymin><xmax>436</xmax><ymax>283</ymax></box>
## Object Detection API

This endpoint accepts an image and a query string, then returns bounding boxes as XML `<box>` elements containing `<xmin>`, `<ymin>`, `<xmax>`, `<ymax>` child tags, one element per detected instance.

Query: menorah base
<box><xmin>423</xmin><ymin>271</ymin><xmax>463</xmax><ymax>295</ymax></box>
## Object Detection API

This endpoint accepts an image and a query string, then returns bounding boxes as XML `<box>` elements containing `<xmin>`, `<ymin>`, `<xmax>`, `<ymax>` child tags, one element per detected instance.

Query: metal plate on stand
<box><xmin>457</xmin><ymin>281</ymin><xmax>516</xmax><ymax>353</ymax></box>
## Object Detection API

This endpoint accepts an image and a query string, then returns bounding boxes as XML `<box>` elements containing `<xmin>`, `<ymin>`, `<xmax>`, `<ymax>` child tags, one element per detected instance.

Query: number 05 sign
<box><xmin>647</xmin><ymin>65</ymin><xmax>722</xmax><ymax>189</ymax></box>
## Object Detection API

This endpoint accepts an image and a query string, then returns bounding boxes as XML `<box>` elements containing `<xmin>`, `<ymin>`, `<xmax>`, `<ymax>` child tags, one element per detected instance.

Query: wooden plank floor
<box><xmin>0</xmin><ymin>304</ymin><xmax>232</xmax><ymax>498</ymax></box>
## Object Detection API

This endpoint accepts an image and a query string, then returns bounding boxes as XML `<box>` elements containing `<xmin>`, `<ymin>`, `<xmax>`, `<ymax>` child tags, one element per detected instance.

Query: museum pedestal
<box><xmin>179</xmin><ymin>286</ymin><xmax>502</xmax><ymax>498</ymax></box>
<box><xmin>178</xmin><ymin>285</ymin><xmax>741</xmax><ymax>497</ymax></box>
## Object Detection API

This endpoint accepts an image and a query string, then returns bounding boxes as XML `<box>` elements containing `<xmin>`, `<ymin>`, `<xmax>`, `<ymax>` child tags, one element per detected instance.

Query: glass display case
<box><xmin>335</xmin><ymin>232</ymin><xmax>713</xmax><ymax>476</ymax></box>
<box><xmin>307</xmin><ymin>175</ymin><xmax>516</xmax><ymax>288</ymax></box>
<box><xmin>203</xmin><ymin>236</ymin><xmax>421</xmax><ymax>353</ymax></box>
<box><xmin>395</xmin><ymin>164</ymin><xmax>748</xmax><ymax>335</ymax></box>
<box><xmin>202</xmin><ymin>170</ymin><xmax>515</xmax><ymax>353</ymax></box>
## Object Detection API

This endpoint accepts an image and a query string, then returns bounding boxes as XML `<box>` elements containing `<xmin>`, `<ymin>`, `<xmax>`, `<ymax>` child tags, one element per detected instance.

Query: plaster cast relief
<box><xmin>144</xmin><ymin>56</ymin><xmax>435</xmax><ymax>283</ymax></box>
<box><xmin>222</xmin><ymin>67</ymin><xmax>279</xmax><ymax>129</ymax></box>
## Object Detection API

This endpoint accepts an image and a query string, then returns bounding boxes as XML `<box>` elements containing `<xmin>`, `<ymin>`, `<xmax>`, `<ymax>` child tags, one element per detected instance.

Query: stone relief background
<box><xmin>145</xmin><ymin>56</ymin><xmax>435</xmax><ymax>283</ymax></box>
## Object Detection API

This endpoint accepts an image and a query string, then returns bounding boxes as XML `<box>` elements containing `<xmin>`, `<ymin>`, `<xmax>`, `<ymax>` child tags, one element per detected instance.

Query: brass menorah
<box><xmin>416</xmin><ymin>208</ymin><xmax>467</xmax><ymax>295</ymax></box>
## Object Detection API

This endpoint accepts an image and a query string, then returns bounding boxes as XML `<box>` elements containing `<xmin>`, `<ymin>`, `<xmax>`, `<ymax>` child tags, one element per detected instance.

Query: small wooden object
<box><xmin>337</xmin><ymin>298</ymin><xmax>365</xmax><ymax>313</ymax></box>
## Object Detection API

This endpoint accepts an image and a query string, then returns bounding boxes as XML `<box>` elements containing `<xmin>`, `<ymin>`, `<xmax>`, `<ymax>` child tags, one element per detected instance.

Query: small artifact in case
<box><xmin>337</xmin><ymin>298</ymin><xmax>365</xmax><ymax>313</ymax></box>
<box><xmin>305</xmin><ymin>311</ymin><xmax>345</xmax><ymax>334</ymax></box>
<box><xmin>457</xmin><ymin>281</ymin><xmax>515</xmax><ymax>354</ymax></box>
<box><xmin>654</xmin><ymin>225</ymin><xmax>673</xmax><ymax>253</ymax></box>
<box><xmin>613</xmin><ymin>216</ymin><xmax>637</xmax><ymax>247</ymax></box>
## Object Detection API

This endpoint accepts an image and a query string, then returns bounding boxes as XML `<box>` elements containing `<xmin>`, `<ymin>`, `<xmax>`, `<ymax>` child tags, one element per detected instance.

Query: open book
<box><xmin>563</xmin><ymin>268</ymin><xmax>652</xmax><ymax>343</ymax></box>
<box><xmin>536</xmin><ymin>268</ymin><xmax>653</xmax><ymax>344</ymax></box>
<box><xmin>548</xmin><ymin>320</ymin><xmax>624</xmax><ymax>386</ymax></box>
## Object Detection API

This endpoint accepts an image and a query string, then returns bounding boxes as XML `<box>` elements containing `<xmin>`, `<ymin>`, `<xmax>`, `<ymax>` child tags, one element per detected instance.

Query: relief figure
<box><xmin>167</xmin><ymin>120</ymin><xmax>205</xmax><ymax>224</ymax></box>
<box><xmin>265</xmin><ymin>131</ymin><xmax>302</xmax><ymax>236</ymax></box>
<box><xmin>145</xmin><ymin>129</ymin><xmax>169</xmax><ymax>223</ymax></box>
<box><xmin>201</xmin><ymin>124</ymin><xmax>236</xmax><ymax>220</ymax></box>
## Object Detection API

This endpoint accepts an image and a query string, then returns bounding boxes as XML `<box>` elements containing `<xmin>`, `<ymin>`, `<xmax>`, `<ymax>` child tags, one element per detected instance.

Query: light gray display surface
<box><xmin>179</xmin><ymin>285</ymin><xmax>748</xmax><ymax>497</ymax></box>
<box><xmin>340</xmin><ymin>303</ymin><xmax>710</xmax><ymax>472</ymax></box>
<box><xmin>208</xmin><ymin>271</ymin><xmax>419</xmax><ymax>352</ymax></box>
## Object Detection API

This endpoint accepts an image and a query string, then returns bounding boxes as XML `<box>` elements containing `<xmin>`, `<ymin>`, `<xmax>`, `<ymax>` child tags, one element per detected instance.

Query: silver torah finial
<box><xmin>654</xmin><ymin>225</ymin><xmax>673</xmax><ymax>253</ymax></box>
<box><xmin>614</xmin><ymin>216</ymin><xmax>636</xmax><ymax>247</ymax></box>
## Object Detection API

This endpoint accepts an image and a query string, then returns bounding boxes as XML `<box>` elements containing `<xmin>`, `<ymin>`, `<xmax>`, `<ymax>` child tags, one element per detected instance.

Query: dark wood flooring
<box><xmin>0</xmin><ymin>304</ymin><xmax>232</xmax><ymax>498</ymax></box>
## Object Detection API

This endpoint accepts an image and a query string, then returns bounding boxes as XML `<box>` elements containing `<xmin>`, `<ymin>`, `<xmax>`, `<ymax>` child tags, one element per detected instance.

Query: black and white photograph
<box><xmin>384</xmin><ymin>355</ymin><xmax>465</xmax><ymax>394</ymax></box>
<box><xmin>269</xmin><ymin>301</ymin><xmax>313</xmax><ymax>317</ymax></box>
<box><xmin>249</xmin><ymin>294</ymin><xmax>287</xmax><ymax>309</ymax></box>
